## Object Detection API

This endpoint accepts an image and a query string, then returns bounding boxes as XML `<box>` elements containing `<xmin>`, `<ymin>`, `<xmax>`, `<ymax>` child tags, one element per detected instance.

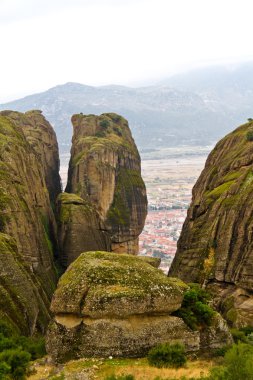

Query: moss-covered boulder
<box><xmin>63</xmin><ymin>113</ymin><xmax>147</xmax><ymax>263</ymax></box>
<box><xmin>46</xmin><ymin>251</ymin><xmax>198</xmax><ymax>362</ymax></box>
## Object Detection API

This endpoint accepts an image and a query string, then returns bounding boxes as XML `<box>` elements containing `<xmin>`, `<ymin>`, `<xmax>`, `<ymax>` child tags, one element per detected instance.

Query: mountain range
<box><xmin>1</xmin><ymin>62</ymin><xmax>253</xmax><ymax>153</ymax></box>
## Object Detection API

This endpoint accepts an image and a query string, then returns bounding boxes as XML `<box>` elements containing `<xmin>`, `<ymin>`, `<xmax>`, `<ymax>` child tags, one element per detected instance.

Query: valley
<box><xmin>60</xmin><ymin>145</ymin><xmax>210</xmax><ymax>272</ymax></box>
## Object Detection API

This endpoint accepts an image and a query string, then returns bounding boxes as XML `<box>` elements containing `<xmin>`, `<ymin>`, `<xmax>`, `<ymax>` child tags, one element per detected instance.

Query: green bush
<box><xmin>246</xmin><ymin>129</ymin><xmax>253</xmax><ymax>141</ymax></box>
<box><xmin>0</xmin><ymin>321</ymin><xmax>15</xmax><ymax>338</ymax></box>
<box><xmin>99</xmin><ymin>120</ymin><xmax>110</xmax><ymax>128</ymax></box>
<box><xmin>95</xmin><ymin>130</ymin><xmax>106</xmax><ymax>138</ymax></box>
<box><xmin>239</xmin><ymin>325</ymin><xmax>253</xmax><ymax>336</ymax></box>
<box><xmin>104</xmin><ymin>375</ymin><xmax>135</xmax><ymax>380</ymax></box>
<box><xmin>147</xmin><ymin>342</ymin><xmax>186</xmax><ymax>368</ymax></box>
<box><xmin>174</xmin><ymin>283</ymin><xmax>215</xmax><ymax>330</ymax></box>
<box><xmin>213</xmin><ymin>345</ymin><xmax>231</xmax><ymax>357</ymax></box>
<box><xmin>207</xmin><ymin>342</ymin><xmax>253</xmax><ymax>380</ymax></box>
<box><xmin>230</xmin><ymin>328</ymin><xmax>248</xmax><ymax>343</ymax></box>
<box><xmin>14</xmin><ymin>336</ymin><xmax>46</xmax><ymax>360</ymax></box>
<box><xmin>0</xmin><ymin>361</ymin><xmax>11</xmax><ymax>380</ymax></box>
<box><xmin>0</xmin><ymin>349</ymin><xmax>31</xmax><ymax>380</ymax></box>
<box><xmin>0</xmin><ymin>318</ymin><xmax>46</xmax><ymax>379</ymax></box>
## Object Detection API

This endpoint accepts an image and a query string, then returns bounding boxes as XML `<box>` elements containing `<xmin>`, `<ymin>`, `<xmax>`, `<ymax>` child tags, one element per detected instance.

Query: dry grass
<box><xmin>28</xmin><ymin>357</ymin><xmax>215</xmax><ymax>380</ymax></box>
<box><xmin>97</xmin><ymin>358</ymin><xmax>214</xmax><ymax>380</ymax></box>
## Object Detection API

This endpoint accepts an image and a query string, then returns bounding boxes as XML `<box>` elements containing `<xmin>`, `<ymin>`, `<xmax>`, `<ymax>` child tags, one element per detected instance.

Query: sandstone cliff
<box><xmin>59</xmin><ymin>113</ymin><xmax>147</xmax><ymax>265</ymax></box>
<box><xmin>169</xmin><ymin>120</ymin><xmax>253</xmax><ymax>326</ymax></box>
<box><xmin>0</xmin><ymin>111</ymin><xmax>61</xmax><ymax>334</ymax></box>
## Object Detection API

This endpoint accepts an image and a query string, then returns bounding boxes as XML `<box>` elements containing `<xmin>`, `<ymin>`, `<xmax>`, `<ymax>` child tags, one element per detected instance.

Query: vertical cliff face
<box><xmin>169</xmin><ymin>120</ymin><xmax>253</xmax><ymax>326</ymax></box>
<box><xmin>0</xmin><ymin>111</ymin><xmax>61</xmax><ymax>333</ymax></box>
<box><xmin>2</xmin><ymin>110</ymin><xmax>62</xmax><ymax>204</ymax></box>
<box><xmin>59</xmin><ymin>113</ymin><xmax>147</xmax><ymax>265</ymax></box>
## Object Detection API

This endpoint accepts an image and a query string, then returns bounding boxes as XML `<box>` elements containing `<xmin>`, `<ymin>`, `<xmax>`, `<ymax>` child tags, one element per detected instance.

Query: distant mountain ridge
<box><xmin>1</xmin><ymin>62</ymin><xmax>253</xmax><ymax>153</ymax></box>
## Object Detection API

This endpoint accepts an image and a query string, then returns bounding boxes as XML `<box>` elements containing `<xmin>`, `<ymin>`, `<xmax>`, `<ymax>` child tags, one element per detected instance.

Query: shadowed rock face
<box><xmin>0</xmin><ymin>111</ymin><xmax>61</xmax><ymax>334</ymax></box>
<box><xmin>56</xmin><ymin>193</ymin><xmax>110</xmax><ymax>267</ymax></box>
<box><xmin>59</xmin><ymin>113</ymin><xmax>147</xmax><ymax>265</ymax></box>
<box><xmin>169</xmin><ymin>120</ymin><xmax>253</xmax><ymax>326</ymax></box>
<box><xmin>46</xmin><ymin>251</ymin><xmax>199</xmax><ymax>361</ymax></box>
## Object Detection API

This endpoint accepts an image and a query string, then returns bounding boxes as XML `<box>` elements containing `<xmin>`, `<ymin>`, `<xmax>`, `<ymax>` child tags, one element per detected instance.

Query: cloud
<box><xmin>0</xmin><ymin>0</ymin><xmax>147</xmax><ymax>24</ymax></box>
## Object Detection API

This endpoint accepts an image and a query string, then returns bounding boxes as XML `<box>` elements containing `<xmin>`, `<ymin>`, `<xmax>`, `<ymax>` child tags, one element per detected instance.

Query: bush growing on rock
<box><xmin>246</xmin><ymin>129</ymin><xmax>253</xmax><ymax>141</ymax></box>
<box><xmin>174</xmin><ymin>283</ymin><xmax>215</xmax><ymax>330</ymax></box>
<box><xmin>147</xmin><ymin>342</ymin><xmax>186</xmax><ymax>368</ymax></box>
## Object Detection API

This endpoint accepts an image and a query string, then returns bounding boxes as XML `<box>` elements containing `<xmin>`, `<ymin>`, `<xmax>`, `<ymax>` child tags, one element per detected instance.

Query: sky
<box><xmin>1</xmin><ymin>0</ymin><xmax>253</xmax><ymax>102</ymax></box>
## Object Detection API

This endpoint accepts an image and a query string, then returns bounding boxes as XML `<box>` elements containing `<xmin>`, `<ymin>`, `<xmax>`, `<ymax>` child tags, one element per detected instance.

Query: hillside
<box><xmin>2</xmin><ymin>62</ymin><xmax>253</xmax><ymax>153</ymax></box>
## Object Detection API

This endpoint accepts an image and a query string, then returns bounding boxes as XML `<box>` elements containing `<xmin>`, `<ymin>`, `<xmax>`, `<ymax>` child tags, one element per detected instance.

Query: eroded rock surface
<box><xmin>60</xmin><ymin>113</ymin><xmax>147</xmax><ymax>265</ymax></box>
<box><xmin>46</xmin><ymin>251</ymin><xmax>199</xmax><ymax>362</ymax></box>
<box><xmin>0</xmin><ymin>111</ymin><xmax>61</xmax><ymax>333</ymax></box>
<box><xmin>57</xmin><ymin>193</ymin><xmax>110</xmax><ymax>267</ymax></box>
<box><xmin>169</xmin><ymin>120</ymin><xmax>253</xmax><ymax>326</ymax></box>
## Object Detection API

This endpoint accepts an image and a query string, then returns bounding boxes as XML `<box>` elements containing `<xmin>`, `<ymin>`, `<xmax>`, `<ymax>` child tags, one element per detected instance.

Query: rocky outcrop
<box><xmin>0</xmin><ymin>111</ymin><xmax>61</xmax><ymax>334</ymax></box>
<box><xmin>46</xmin><ymin>251</ymin><xmax>200</xmax><ymax>362</ymax></box>
<box><xmin>169</xmin><ymin>120</ymin><xmax>253</xmax><ymax>326</ymax></box>
<box><xmin>1</xmin><ymin>110</ymin><xmax>61</xmax><ymax>203</ymax></box>
<box><xmin>58</xmin><ymin>113</ymin><xmax>147</xmax><ymax>266</ymax></box>
<box><xmin>199</xmin><ymin>313</ymin><xmax>233</xmax><ymax>351</ymax></box>
<box><xmin>57</xmin><ymin>193</ymin><xmax>110</xmax><ymax>267</ymax></box>
<box><xmin>0</xmin><ymin>233</ymin><xmax>51</xmax><ymax>334</ymax></box>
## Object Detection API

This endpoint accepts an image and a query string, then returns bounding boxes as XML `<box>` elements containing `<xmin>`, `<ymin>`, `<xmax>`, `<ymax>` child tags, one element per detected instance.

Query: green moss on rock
<box><xmin>51</xmin><ymin>251</ymin><xmax>186</xmax><ymax>317</ymax></box>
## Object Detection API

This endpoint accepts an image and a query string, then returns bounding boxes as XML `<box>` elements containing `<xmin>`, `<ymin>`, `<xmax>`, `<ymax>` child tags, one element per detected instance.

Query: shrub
<box><xmin>95</xmin><ymin>130</ymin><xmax>106</xmax><ymax>138</ymax></box>
<box><xmin>203</xmin><ymin>343</ymin><xmax>253</xmax><ymax>380</ymax></box>
<box><xmin>0</xmin><ymin>320</ymin><xmax>15</xmax><ymax>338</ymax></box>
<box><xmin>0</xmin><ymin>362</ymin><xmax>11</xmax><ymax>380</ymax></box>
<box><xmin>0</xmin><ymin>318</ymin><xmax>46</xmax><ymax>379</ymax></box>
<box><xmin>99</xmin><ymin>120</ymin><xmax>110</xmax><ymax>128</ymax></box>
<box><xmin>213</xmin><ymin>345</ymin><xmax>231</xmax><ymax>357</ymax></box>
<box><xmin>174</xmin><ymin>283</ymin><xmax>215</xmax><ymax>330</ymax></box>
<box><xmin>14</xmin><ymin>336</ymin><xmax>46</xmax><ymax>360</ymax></box>
<box><xmin>104</xmin><ymin>375</ymin><xmax>135</xmax><ymax>380</ymax></box>
<box><xmin>147</xmin><ymin>342</ymin><xmax>186</xmax><ymax>368</ymax></box>
<box><xmin>230</xmin><ymin>328</ymin><xmax>248</xmax><ymax>343</ymax></box>
<box><xmin>0</xmin><ymin>349</ymin><xmax>31</xmax><ymax>380</ymax></box>
<box><xmin>246</xmin><ymin>129</ymin><xmax>253</xmax><ymax>141</ymax></box>
<box><xmin>239</xmin><ymin>326</ymin><xmax>253</xmax><ymax>336</ymax></box>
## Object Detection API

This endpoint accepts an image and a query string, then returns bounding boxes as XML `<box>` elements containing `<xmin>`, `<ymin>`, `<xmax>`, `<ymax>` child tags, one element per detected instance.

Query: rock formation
<box><xmin>46</xmin><ymin>251</ymin><xmax>199</xmax><ymax>362</ymax></box>
<box><xmin>169</xmin><ymin>120</ymin><xmax>253</xmax><ymax>326</ymax></box>
<box><xmin>0</xmin><ymin>111</ymin><xmax>61</xmax><ymax>334</ymax></box>
<box><xmin>58</xmin><ymin>113</ymin><xmax>147</xmax><ymax>266</ymax></box>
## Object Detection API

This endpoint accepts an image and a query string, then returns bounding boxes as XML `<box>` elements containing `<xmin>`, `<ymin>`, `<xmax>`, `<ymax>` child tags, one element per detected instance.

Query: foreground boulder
<box><xmin>59</xmin><ymin>113</ymin><xmax>147</xmax><ymax>266</ymax></box>
<box><xmin>46</xmin><ymin>251</ymin><xmax>200</xmax><ymax>362</ymax></box>
<box><xmin>169</xmin><ymin>119</ymin><xmax>253</xmax><ymax>326</ymax></box>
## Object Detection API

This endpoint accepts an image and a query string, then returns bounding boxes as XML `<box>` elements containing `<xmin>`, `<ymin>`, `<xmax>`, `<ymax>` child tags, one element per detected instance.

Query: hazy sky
<box><xmin>1</xmin><ymin>0</ymin><xmax>253</xmax><ymax>102</ymax></box>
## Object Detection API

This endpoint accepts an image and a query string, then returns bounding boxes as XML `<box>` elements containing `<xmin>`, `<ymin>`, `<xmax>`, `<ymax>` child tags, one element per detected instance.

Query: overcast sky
<box><xmin>1</xmin><ymin>0</ymin><xmax>253</xmax><ymax>102</ymax></box>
